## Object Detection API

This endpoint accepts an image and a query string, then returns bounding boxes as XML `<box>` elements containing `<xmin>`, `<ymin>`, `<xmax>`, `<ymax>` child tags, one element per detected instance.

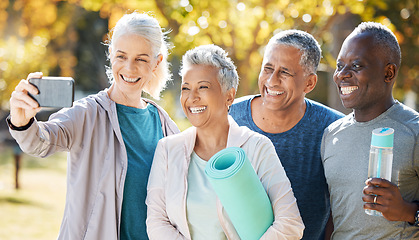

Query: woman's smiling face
<box><xmin>109</xmin><ymin>33</ymin><xmax>158</xmax><ymax>97</ymax></box>
<box><xmin>180</xmin><ymin>64</ymin><xmax>234</xmax><ymax>129</ymax></box>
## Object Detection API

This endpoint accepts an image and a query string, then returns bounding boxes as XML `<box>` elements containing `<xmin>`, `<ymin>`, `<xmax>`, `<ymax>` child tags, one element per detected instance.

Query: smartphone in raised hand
<box><xmin>28</xmin><ymin>77</ymin><xmax>74</xmax><ymax>108</ymax></box>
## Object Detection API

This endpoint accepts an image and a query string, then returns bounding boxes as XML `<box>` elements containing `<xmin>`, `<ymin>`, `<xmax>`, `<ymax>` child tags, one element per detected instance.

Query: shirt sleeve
<box><xmin>253</xmin><ymin>137</ymin><xmax>305</xmax><ymax>239</ymax></box>
<box><xmin>8</xmin><ymin>110</ymin><xmax>75</xmax><ymax>157</ymax></box>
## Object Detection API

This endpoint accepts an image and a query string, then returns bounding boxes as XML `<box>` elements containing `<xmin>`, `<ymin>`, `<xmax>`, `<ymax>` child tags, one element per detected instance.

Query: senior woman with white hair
<box><xmin>146</xmin><ymin>44</ymin><xmax>304</xmax><ymax>239</ymax></box>
<box><xmin>7</xmin><ymin>12</ymin><xmax>179</xmax><ymax>239</ymax></box>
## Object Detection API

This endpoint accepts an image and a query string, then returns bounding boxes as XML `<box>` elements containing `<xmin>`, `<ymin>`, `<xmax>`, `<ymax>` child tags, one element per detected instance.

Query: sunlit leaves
<box><xmin>0</xmin><ymin>36</ymin><xmax>51</xmax><ymax>109</ymax></box>
<box><xmin>80</xmin><ymin>0</ymin><xmax>105</xmax><ymax>12</ymax></box>
<box><xmin>0</xmin><ymin>1</ymin><xmax>9</xmax><ymax>33</ymax></box>
<box><xmin>0</xmin><ymin>0</ymin><xmax>417</xmax><ymax>109</ymax></box>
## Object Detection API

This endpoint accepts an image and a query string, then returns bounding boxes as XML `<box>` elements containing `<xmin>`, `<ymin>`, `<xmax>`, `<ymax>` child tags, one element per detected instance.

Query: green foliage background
<box><xmin>0</xmin><ymin>0</ymin><xmax>417</xmax><ymax>118</ymax></box>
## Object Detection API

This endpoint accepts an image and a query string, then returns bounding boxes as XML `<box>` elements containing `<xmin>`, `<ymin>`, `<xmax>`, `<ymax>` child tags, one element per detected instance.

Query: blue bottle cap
<box><xmin>371</xmin><ymin>127</ymin><xmax>394</xmax><ymax>148</ymax></box>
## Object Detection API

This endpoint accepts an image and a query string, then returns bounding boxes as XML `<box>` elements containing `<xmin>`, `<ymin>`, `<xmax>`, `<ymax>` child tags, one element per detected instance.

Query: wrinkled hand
<box><xmin>10</xmin><ymin>72</ymin><xmax>42</xmax><ymax>127</ymax></box>
<box><xmin>362</xmin><ymin>178</ymin><xmax>417</xmax><ymax>222</ymax></box>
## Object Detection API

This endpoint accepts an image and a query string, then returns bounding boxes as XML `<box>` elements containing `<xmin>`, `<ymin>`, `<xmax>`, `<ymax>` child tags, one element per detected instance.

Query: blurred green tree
<box><xmin>0</xmin><ymin>0</ymin><xmax>417</xmax><ymax>115</ymax></box>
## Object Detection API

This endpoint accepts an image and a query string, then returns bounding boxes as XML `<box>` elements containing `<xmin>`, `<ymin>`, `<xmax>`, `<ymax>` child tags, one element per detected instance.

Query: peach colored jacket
<box><xmin>146</xmin><ymin>117</ymin><xmax>304</xmax><ymax>240</ymax></box>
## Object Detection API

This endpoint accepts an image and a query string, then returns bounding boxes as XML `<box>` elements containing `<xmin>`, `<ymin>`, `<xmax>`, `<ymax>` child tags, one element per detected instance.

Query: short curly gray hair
<box><xmin>105</xmin><ymin>12</ymin><xmax>171</xmax><ymax>99</ymax></box>
<box><xmin>349</xmin><ymin>22</ymin><xmax>401</xmax><ymax>68</ymax></box>
<box><xmin>179</xmin><ymin>44</ymin><xmax>239</xmax><ymax>92</ymax></box>
<box><xmin>266</xmin><ymin>29</ymin><xmax>321</xmax><ymax>74</ymax></box>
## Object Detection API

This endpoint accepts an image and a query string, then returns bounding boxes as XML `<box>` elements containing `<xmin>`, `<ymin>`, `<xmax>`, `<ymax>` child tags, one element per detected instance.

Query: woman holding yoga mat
<box><xmin>146</xmin><ymin>44</ymin><xmax>304</xmax><ymax>239</ymax></box>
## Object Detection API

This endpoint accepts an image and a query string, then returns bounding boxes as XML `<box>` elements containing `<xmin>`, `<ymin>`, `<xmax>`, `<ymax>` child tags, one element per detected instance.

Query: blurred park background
<box><xmin>0</xmin><ymin>0</ymin><xmax>417</xmax><ymax>238</ymax></box>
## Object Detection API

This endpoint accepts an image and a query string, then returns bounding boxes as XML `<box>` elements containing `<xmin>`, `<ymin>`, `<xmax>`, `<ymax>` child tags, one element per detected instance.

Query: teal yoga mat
<box><xmin>205</xmin><ymin>147</ymin><xmax>274</xmax><ymax>240</ymax></box>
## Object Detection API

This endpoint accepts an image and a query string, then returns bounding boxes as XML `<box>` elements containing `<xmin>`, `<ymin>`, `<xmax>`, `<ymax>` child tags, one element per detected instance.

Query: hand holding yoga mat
<box><xmin>205</xmin><ymin>147</ymin><xmax>274</xmax><ymax>240</ymax></box>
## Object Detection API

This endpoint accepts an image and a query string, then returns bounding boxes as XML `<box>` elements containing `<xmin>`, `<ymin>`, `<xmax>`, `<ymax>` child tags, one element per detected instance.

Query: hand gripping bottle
<box><xmin>365</xmin><ymin>127</ymin><xmax>394</xmax><ymax>216</ymax></box>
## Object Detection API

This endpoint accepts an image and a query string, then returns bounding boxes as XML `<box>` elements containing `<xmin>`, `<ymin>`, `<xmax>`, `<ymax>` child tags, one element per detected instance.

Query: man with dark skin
<box><xmin>321</xmin><ymin>22</ymin><xmax>419</xmax><ymax>239</ymax></box>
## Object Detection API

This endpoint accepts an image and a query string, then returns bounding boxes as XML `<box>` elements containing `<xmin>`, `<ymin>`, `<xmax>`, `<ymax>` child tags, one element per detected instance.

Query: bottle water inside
<box><xmin>365</xmin><ymin>127</ymin><xmax>394</xmax><ymax>216</ymax></box>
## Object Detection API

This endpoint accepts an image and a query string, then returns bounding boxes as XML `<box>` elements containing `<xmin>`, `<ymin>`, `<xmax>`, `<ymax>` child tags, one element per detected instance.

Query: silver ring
<box><xmin>373</xmin><ymin>195</ymin><xmax>377</xmax><ymax>204</ymax></box>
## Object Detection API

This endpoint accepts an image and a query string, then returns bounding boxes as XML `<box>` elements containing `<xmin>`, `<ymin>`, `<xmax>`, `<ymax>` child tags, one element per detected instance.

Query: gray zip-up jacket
<box><xmin>9</xmin><ymin>90</ymin><xmax>179</xmax><ymax>240</ymax></box>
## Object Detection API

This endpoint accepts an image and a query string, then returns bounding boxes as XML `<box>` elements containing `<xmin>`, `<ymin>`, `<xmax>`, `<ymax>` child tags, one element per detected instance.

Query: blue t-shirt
<box><xmin>117</xmin><ymin>103</ymin><xmax>164</xmax><ymax>240</ymax></box>
<box><xmin>229</xmin><ymin>95</ymin><xmax>344</xmax><ymax>240</ymax></box>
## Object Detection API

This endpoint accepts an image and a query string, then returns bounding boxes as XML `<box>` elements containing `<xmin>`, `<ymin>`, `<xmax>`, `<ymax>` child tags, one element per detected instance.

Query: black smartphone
<box><xmin>28</xmin><ymin>77</ymin><xmax>75</xmax><ymax>108</ymax></box>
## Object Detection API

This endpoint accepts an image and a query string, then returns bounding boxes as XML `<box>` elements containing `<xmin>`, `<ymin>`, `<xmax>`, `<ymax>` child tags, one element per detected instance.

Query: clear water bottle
<box><xmin>365</xmin><ymin>127</ymin><xmax>394</xmax><ymax>216</ymax></box>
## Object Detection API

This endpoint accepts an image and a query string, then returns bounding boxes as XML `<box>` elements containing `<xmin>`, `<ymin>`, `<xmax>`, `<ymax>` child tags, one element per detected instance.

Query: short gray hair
<box><xmin>266</xmin><ymin>29</ymin><xmax>321</xmax><ymax>74</ymax></box>
<box><xmin>105</xmin><ymin>12</ymin><xmax>171</xmax><ymax>99</ymax></box>
<box><xmin>180</xmin><ymin>44</ymin><xmax>239</xmax><ymax>92</ymax></box>
<box><xmin>350</xmin><ymin>22</ymin><xmax>401</xmax><ymax>68</ymax></box>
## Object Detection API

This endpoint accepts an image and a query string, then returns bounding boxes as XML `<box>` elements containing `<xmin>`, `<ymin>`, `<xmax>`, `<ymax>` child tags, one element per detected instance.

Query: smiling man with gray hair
<box><xmin>229</xmin><ymin>30</ymin><xmax>344</xmax><ymax>239</ymax></box>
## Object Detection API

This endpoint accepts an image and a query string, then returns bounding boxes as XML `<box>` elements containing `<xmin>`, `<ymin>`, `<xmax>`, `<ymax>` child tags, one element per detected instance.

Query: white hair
<box><xmin>179</xmin><ymin>44</ymin><xmax>239</xmax><ymax>92</ymax></box>
<box><xmin>105</xmin><ymin>12</ymin><xmax>171</xmax><ymax>99</ymax></box>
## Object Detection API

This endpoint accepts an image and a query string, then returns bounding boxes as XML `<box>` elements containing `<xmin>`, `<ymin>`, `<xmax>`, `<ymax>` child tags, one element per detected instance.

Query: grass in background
<box><xmin>0</xmin><ymin>147</ymin><xmax>67</xmax><ymax>240</ymax></box>
<box><xmin>0</xmin><ymin>113</ymin><xmax>191</xmax><ymax>240</ymax></box>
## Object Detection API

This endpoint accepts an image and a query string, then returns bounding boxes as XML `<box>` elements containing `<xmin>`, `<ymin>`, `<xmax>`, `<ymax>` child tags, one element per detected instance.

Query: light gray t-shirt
<box><xmin>186</xmin><ymin>152</ymin><xmax>227</xmax><ymax>240</ymax></box>
<box><xmin>321</xmin><ymin>102</ymin><xmax>419</xmax><ymax>239</ymax></box>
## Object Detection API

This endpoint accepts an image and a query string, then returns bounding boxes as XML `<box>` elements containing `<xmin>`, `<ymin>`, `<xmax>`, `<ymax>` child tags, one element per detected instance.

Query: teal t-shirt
<box><xmin>117</xmin><ymin>103</ymin><xmax>164</xmax><ymax>240</ymax></box>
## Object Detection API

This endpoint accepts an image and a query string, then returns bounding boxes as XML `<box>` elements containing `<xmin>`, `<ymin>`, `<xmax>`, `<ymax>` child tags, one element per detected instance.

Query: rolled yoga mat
<box><xmin>205</xmin><ymin>147</ymin><xmax>274</xmax><ymax>240</ymax></box>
